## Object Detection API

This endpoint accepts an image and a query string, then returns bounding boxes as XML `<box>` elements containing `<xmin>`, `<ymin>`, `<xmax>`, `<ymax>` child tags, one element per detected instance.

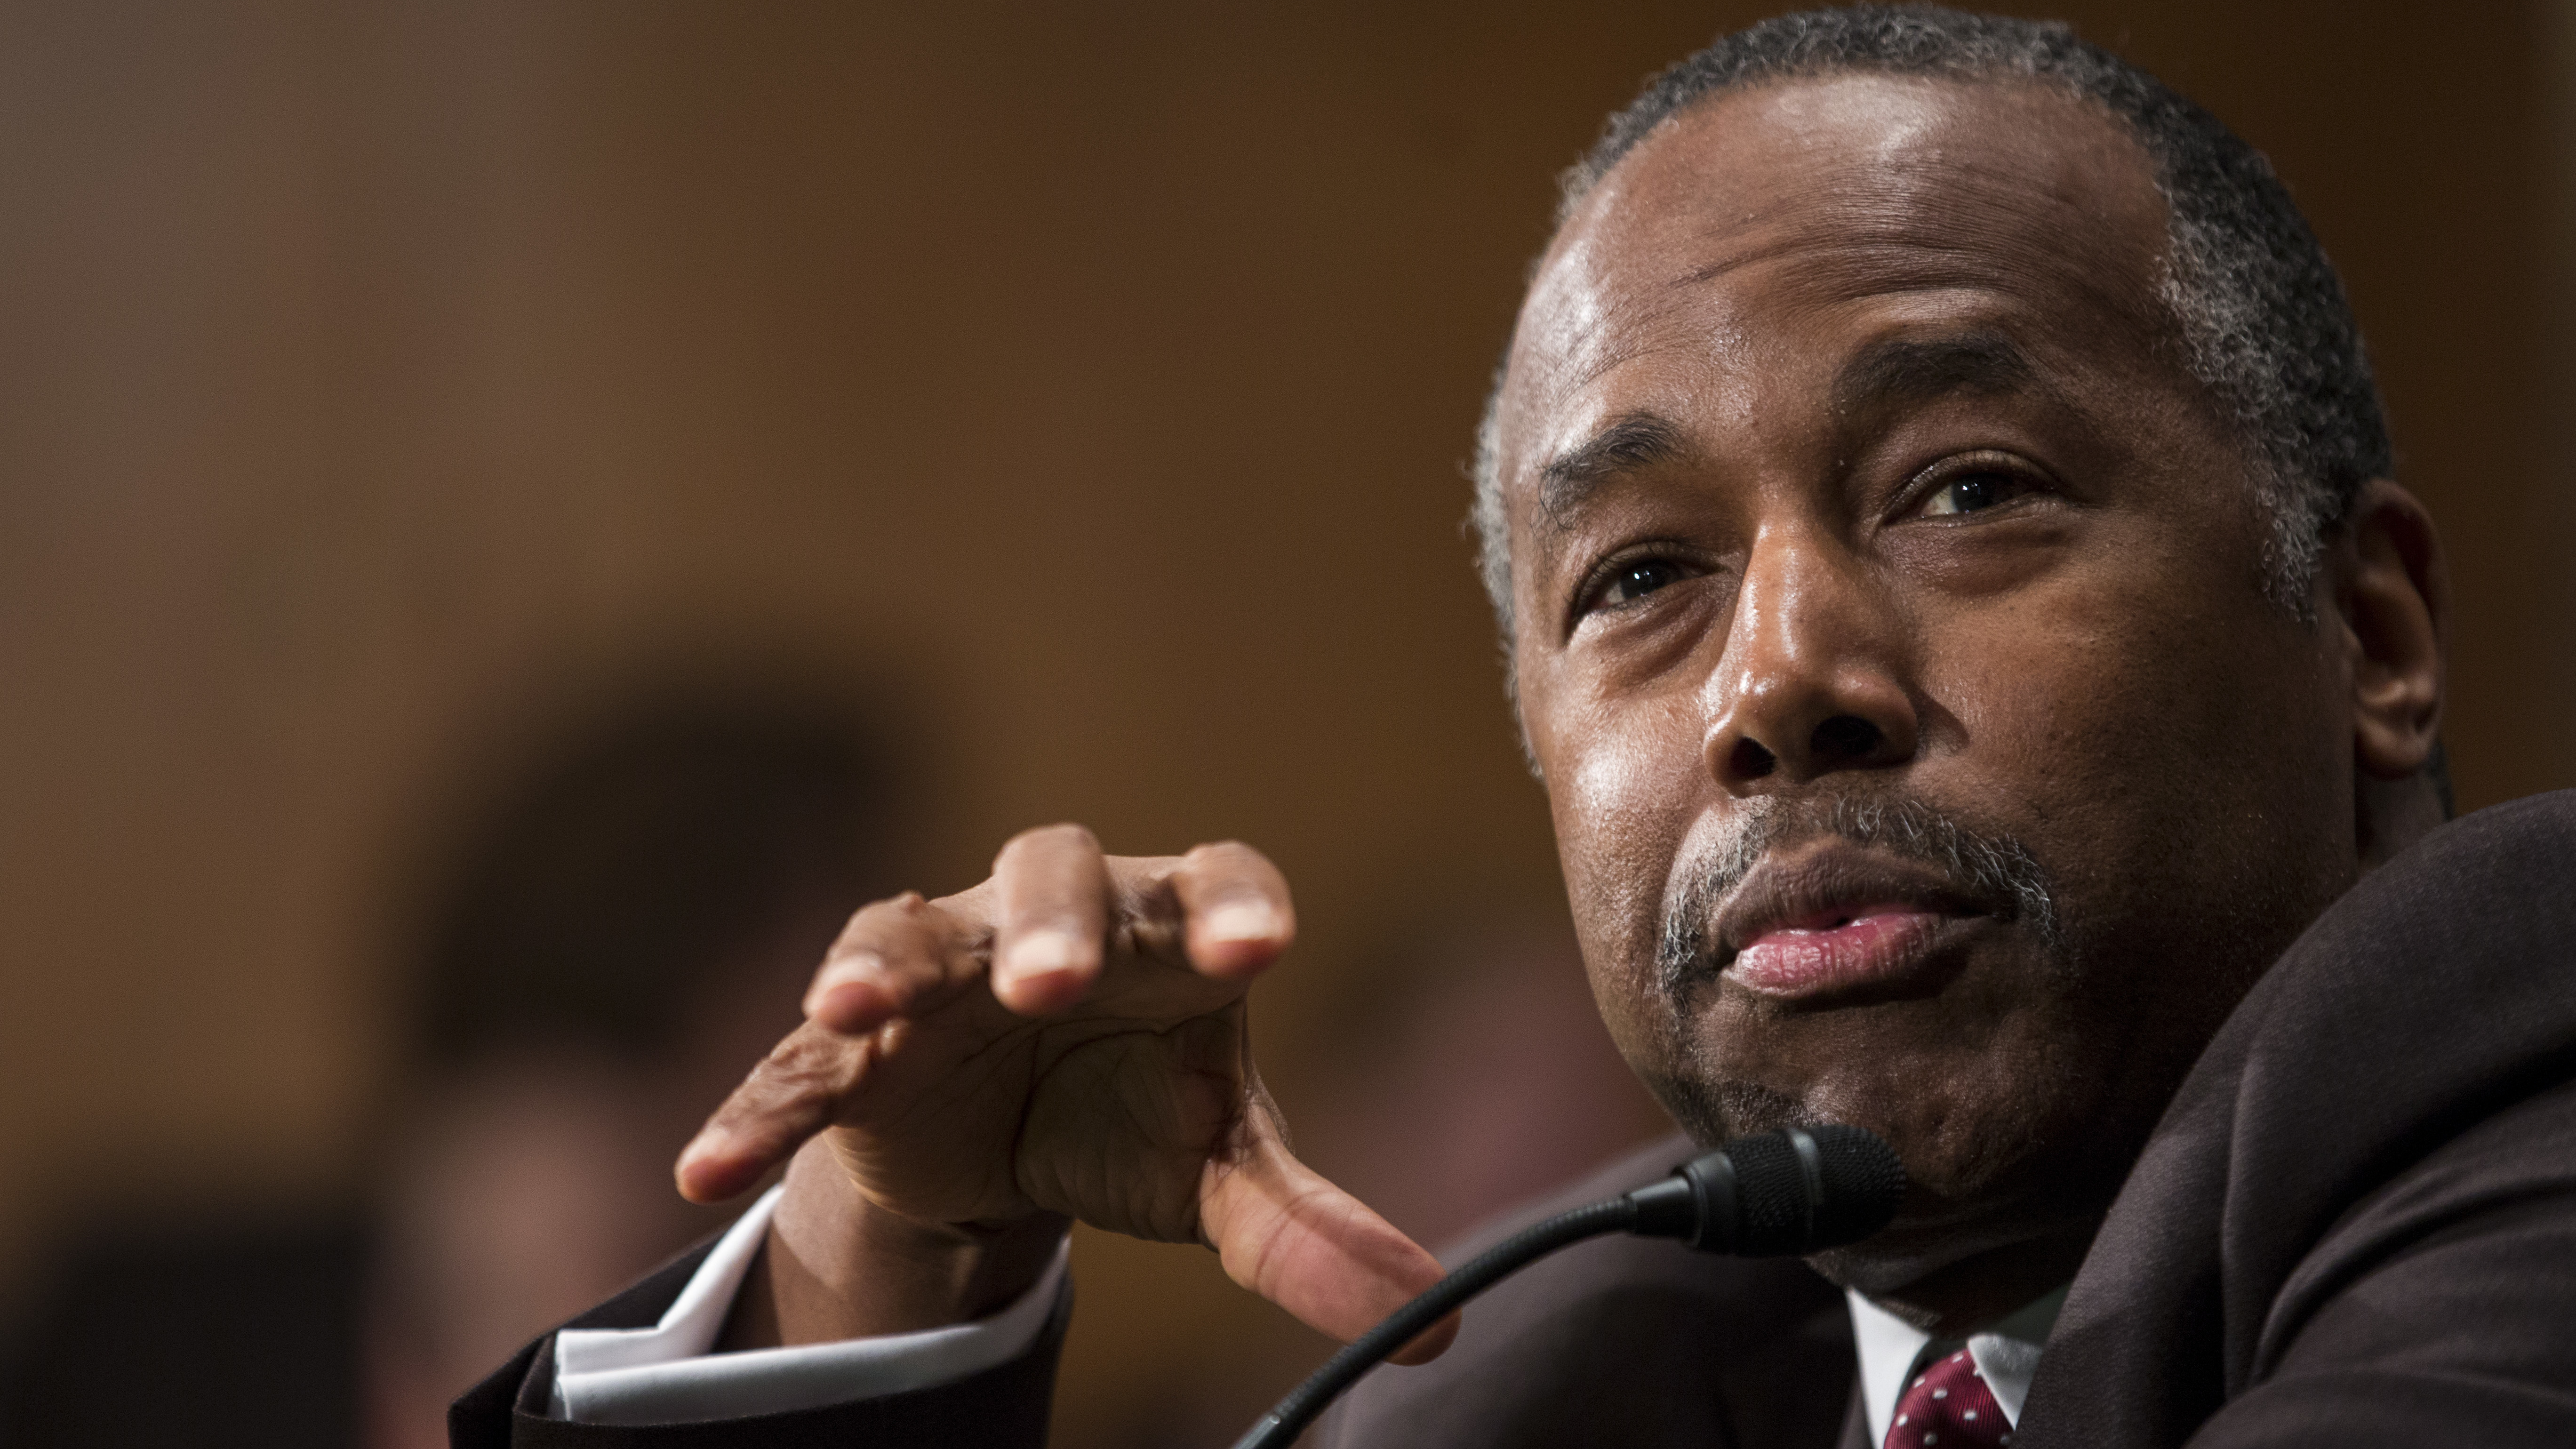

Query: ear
<box><xmin>2328</xmin><ymin>479</ymin><xmax>2447</xmax><ymax>780</ymax></box>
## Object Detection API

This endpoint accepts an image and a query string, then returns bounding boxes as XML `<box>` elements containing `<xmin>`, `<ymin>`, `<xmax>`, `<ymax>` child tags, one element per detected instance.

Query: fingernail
<box><xmin>803</xmin><ymin>954</ymin><xmax>883</xmax><ymax>1017</ymax></box>
<box><xmin>1006</xmin><ymin>929</ymin><xmax>1085</xmax><ymax>979</ymax></box>
<box><xmin>1201</xmin><ymin>901</ymin><xmax>1280</xmax><ymax>944</ymax></box>
<box><xmin>681</xmin><ymin>1126</ymin><xmax>728</xmax><ymax>1165</ymax></box>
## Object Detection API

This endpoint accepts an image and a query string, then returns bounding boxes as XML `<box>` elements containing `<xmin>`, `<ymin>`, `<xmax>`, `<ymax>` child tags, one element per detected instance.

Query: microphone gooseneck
<box><xmin>1228</xmin><ymin>1125</ymin><xmax>1905</xmax><ymax>1449</ymax></box>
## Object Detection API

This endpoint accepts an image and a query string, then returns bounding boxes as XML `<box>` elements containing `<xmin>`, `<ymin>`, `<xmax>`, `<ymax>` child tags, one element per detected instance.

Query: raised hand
<box><xmin>673</xmin><ymin>825</ymin><xmax>1452</xmax><ymax>1360</ymax></box>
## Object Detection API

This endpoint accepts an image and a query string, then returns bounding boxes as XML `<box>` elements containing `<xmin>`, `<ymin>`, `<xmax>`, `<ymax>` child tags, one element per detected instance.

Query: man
<box><xmin>455</xmin><ymin>7</ymin><xmax>2576</xmax><ymax>1447</ymax></box>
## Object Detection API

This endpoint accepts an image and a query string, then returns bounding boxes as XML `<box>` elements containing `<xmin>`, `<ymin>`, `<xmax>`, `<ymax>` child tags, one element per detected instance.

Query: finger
<box><xmin>1168</xmin><ymin>841</ymin><xmax>1297</xmax><ymax>980</ymax></box>
<box><xmin>674</xmin><ymin>1022</ymin><xmax>869</xmax><ymax>1204</ymax></box>
<box><xmin>990</xmin><ymin>824</ymin><xmax>1112</xmax><ymax>1015</ymax></box>
<box><xmin>802</xmin><ymin>893</ymin><xmax>977</xmax><ymax>1035</ymax></box>
<box><xmin>1198</xmin><ymin>1116</ymin><xmax>1457</xmax><ymax>1365</ymax></box>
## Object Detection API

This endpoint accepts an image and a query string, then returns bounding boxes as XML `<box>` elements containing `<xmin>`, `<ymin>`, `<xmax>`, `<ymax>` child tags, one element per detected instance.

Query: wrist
<box><xmin>721</xmin><ymin>1140</ymin><xmax>1069</xmax><ymax>1348</ymax></box>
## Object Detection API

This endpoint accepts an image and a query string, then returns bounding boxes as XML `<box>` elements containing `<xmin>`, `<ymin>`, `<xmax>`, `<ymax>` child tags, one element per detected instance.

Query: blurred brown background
<box><xmin>0</xmin><ymin>0</ymin><xmax>2569</xmax><ymax>1445</ymax></box>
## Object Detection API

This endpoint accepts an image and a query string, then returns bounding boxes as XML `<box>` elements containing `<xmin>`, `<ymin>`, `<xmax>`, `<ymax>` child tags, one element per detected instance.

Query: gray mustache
<box><xmin>1655</xmin><ymin>793</ymin><xmax>2063</xmax><ymax>1000</ymax></box>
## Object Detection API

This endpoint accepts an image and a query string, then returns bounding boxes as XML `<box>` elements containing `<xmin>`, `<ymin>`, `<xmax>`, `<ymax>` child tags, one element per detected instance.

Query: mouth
<box><xmin>1712</xmin><ymin>845</ymin><xmax>1998</xmax><ymax>1001</ymax></box>
<box><xmin>1728</xmin><ymin>905</ymin><xmax>1955</xmax><ymax>998</ymax></box>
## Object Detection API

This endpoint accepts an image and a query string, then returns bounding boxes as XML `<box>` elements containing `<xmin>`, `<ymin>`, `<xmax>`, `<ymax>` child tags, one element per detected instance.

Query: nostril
<box><xmin>1729</xmin><ymin>737</ymin><xmax>1778</xmax><ymax>780</ymax></box>
<box><xmin>1811</xmin><ymin>714</ymin><xmax>1883</xmax><ymax>762</ymax></box>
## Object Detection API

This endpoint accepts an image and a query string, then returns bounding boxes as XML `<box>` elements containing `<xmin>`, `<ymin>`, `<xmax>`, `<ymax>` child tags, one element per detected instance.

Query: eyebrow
<box><xmin>1830</xmin><ymin>331</ymin><xmax>2037</xmax><ymax>418</ymax></box>
<box><xmin>1531</xmin><ymin>332</ymin><xmax>2044</xmax><ymax>528</ymax></box>
<box><xmin>1536</xmin><ymin>412</ymin><xmax>1693</xmax><ymax>526</ymax></box>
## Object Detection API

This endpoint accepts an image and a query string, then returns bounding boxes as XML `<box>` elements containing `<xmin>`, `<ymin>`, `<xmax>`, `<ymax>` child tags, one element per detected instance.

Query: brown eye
<box><xmin>1920</xmin><ymin>468</ymin><xmax>2029</xmax><ymax>517</ymax></box>
<box><xmin>1596</xmin><ymin>558</ymin><xmax>1688</xmax><ymax>608</ymax></box>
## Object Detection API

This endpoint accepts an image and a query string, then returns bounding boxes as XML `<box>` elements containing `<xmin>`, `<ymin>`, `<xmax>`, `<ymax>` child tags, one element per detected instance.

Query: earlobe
<box><xmin>2333</xmin><ymin>479</ymin><xmax>2447</xmax><ymax>780</ymax></box>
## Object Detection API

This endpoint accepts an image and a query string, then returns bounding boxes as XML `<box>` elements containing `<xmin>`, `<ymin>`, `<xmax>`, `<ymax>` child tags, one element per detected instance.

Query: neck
<box><xmin>1840</xmin><ymin>1226</ymin><xmax>2094</xmax><ymax>1340</ymax></box>
<box><xmin>2355</xmin><ymin>769</ymin><xmax>2445</xmax><ymax>872</ymax></box>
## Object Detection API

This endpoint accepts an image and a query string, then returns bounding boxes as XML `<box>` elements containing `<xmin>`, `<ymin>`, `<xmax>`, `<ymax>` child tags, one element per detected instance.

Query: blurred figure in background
<box><xmin>0</xmin><ymin>677</ymin><xmax>904</xmax><ymax>1449</ymax></box>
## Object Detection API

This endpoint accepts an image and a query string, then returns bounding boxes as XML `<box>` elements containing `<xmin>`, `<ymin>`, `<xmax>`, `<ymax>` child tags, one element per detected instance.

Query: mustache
<box><xmin>1654</xmin><ymin>793</ymin><xmax>2063</xmax><ymax>1000</ymax></box>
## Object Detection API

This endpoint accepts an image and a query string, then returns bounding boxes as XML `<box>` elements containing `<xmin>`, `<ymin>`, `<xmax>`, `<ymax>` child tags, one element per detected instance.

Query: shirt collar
<box><xmin>1846</xmin><ymin>1285</ymin><xmax>2067</xmax><ymax>1446</ymax></box>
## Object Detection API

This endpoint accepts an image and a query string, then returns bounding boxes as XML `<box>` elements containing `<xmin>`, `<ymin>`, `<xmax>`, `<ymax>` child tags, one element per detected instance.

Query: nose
<box><xmin>1704</xmin><ymin>529</ymin><xmax>1919</xmax><ymax>792</ymax></box>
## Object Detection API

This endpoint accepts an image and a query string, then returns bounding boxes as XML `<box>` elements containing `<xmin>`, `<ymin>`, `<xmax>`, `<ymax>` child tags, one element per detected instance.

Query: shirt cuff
<box><xmin>549</xmin><ymin>1184</ymin><xmax>1072</xmax><ymax>1426</ymax></box>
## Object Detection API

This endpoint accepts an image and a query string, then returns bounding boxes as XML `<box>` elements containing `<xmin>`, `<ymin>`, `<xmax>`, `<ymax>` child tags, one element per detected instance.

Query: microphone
<box><xmin>1228</xmin><ymin>1125</ymin><xmax>1904</xmax><ymax>1449</ymax></box>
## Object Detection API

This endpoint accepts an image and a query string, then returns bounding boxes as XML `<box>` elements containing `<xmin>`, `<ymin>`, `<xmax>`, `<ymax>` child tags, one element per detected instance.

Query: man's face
<box><xmin>1500</xmin><ymin>75</ymin><xmax>2368</xmax><ymax>1286</ymax></box>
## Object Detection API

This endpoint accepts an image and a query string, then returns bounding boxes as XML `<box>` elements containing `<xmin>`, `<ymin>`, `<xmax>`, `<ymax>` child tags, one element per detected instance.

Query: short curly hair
<box><xmin>1470</xmin><ymin>3</ymin><xmax>2390</xmax><ymax>641</ymax></box>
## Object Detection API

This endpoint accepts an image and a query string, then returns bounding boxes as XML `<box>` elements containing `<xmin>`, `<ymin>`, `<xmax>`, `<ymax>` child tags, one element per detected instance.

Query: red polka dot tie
<box><xmin>1884</xmin><ymin>1347</ymin><xmax>2010</xmax><ymax>1449</ymax></box>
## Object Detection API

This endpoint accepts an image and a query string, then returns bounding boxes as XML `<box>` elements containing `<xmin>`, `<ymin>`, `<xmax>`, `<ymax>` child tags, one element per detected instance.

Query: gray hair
<box><xmin>1470</xmin><ymin>3</ymin><xmax>2391</xmax><ymax>643</ymax></box>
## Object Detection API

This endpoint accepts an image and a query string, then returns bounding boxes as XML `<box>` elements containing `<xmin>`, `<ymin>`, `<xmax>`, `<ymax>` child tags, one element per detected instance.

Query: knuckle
<box><xmin>1179</xmin><ymin>840</ymin><xmax>1283</xmax><ymax>897</ymax></box>
<box><xmin>765</xmin><ymin>1023</ymin><xmax>834</xmax><ymax>1069</ymax></box>
<box><xmin>837</xmin><ymin>890</ymin><xmax>921</xmax><ymax>938</ymax></box>
<box><xmin>838</xmin><ymin>892</ymin><xmax>948</xmax><ymax>947</ymax></box>
<box><xmin>1182</xmin><ymin>839</ymin><xmax>1264</xmax><ymax>872</ymax></box>
<box><xmin>997</xmin><ymin>822</ymin><xmax>1099</xmax><ymax>867</ymax></box>
<box><xmin>741</xmin><ymin>1026</ymin><xmax>856</xmax><ymax>1102</ymax></box>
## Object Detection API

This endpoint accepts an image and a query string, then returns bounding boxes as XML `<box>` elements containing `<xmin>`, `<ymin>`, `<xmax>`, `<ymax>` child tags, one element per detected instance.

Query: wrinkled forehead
<box><xmin>1498</xmin><ymin>72</ymin><xmax>2180</xmax><ymax>488</ymax></box>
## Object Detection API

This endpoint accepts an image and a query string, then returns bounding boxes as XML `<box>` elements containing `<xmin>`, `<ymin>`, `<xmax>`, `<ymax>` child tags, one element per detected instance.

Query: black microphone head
<box><xmin>1797</xmin><ymin>1124</ymin><xmax>1907</xmax><ymax>1249</ymax></box>
<box><xmin>1687</xmin><ymin>1124</ymin><xmax>1905</xmax><ymax>1256</ymax></box>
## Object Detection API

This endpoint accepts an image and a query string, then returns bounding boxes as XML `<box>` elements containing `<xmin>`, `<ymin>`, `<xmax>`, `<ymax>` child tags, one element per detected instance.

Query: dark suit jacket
<box><xmin>456</xmin><ymin>790</ymin><xmax>2576</xmax><ymax>1449</ymax></box>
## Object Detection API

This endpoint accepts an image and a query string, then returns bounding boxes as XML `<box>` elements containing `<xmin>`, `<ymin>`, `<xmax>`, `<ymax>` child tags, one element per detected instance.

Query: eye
<box><xmin>1592</xmin><ymin>557</ymin><xmax>1690</xmax><ymax>610</ymax></box>
<box><xmin>1913</xmin><ymin>454</ymin><xmax>2043</xmax><ymax>519</ymax></box>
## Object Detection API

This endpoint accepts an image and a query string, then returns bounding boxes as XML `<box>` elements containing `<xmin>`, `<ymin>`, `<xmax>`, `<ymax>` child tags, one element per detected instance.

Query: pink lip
<box><xmin>1728</xmin><ymin>906</ymin><xmax>1947</xmax><ymax>999</ymax></box>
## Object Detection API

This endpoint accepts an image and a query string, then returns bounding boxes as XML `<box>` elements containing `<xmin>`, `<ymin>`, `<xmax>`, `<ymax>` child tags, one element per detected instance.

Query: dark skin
<box><xmin>1503</xmin><ymin>72</ymin><xmax>2445</xmax><ymax>1330</ymax></box>
<box><xmin>677</xmin><ymin>72</ymin><xmax>2448</xmax><ymax>1352</ymax></box>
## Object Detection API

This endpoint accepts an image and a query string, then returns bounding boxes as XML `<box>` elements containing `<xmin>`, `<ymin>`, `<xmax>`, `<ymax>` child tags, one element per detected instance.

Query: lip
<box><xmin>1711</xmin><ymin>843</ymin><xmax>1995</xmax><ymax>1001</ymax></box>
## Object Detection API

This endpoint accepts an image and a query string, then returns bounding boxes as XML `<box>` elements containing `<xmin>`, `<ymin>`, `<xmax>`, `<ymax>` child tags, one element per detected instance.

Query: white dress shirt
<box><xmin>1845</xmin><ymin>1286</ymin><xmax>2064</xmax><ymax>1445</ymax></box>
<box><xmin>553</xmin><ymin>1198</ymin><xmax>2059</xmax><ymax>1439</ymax></box>
<box><xmin>549</xmin><ymin>1186</ymin><xmax>1069</xmax><ymax>1426</ymax></box>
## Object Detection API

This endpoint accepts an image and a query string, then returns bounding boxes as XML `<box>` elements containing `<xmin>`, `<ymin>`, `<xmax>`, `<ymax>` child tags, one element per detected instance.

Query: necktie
<box><xmin>1883</xmin><ymin>1347</ymin><xmax>2010</xmax><ymax>1449</ymax></box>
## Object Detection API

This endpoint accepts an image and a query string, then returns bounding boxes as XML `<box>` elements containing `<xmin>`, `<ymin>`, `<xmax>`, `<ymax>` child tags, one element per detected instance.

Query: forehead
<box><xmin>1499</xmin><ymin>72</ymin><xmax>2178</xmax><ymax>495</ymax></box>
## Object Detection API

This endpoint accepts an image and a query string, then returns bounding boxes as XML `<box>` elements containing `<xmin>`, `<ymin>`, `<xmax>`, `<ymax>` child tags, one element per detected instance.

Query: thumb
<box><xmin>1198</xmin><ymin>1126</ymin><xmax>1458</xmax><ymax>1366</ymax></box>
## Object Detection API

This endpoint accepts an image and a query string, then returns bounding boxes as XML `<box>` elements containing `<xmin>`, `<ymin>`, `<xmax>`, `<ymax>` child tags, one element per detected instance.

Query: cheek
<box><xmin>1532</xmin><ymin>688</ymin><xmax>1708</xmax><ymax>1057</ymax></box>
<box><xmin>1971</xmin><ymin>609</ymin><xmax>2320</xmax><ymax>801</ymax></box>
<box><xmin>1924</xmin><ymin>537</ymin><xmax>2352</xmax><ymax>958</ymax></box>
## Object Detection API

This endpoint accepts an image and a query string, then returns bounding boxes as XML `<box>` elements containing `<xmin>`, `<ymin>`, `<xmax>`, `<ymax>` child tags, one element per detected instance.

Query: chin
<box><xmin>1808</xmin><ymin>1242</ymin><xmax>1964</xmax><ymax>1299</ymax></box>
<box><xmin>1643</xmin><ymin>1051</ymin><xmax>2113</xmax><ymax>1258</ymax></box>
